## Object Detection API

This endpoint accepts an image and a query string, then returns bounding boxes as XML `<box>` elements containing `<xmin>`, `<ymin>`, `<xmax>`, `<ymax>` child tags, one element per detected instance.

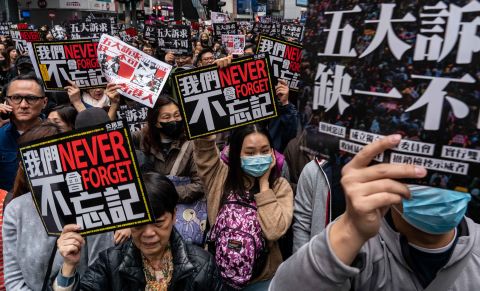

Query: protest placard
<box><xmin>98</xmin><ymin>34</ymin><xmax>173</xmax><ymax>108</ymax></box>
<box><xmin>280</xmin><ymin>23</ymin><xmax>304</xmax><ymax>42</ymax></box>
<box><xmin>119</xmin><ymin>27</ymin><xmax>138</xmax><ymax>42</ymax></box>
<box><xmin>0</xmin><ymin>22</ymin><xmax>12</xmax><ymax>36</ymax></box>
<box><xmin>157</xmin><ymin>25</ymin><xmax>192</xmax><ymax>55</ymax></box>
<box><xmin>256</xmin><ymin>35</ymin><xmax>302</xmax><ymax>91</ymax></box>
<box><xmin>213</xmin><ymin>22</ymin><xmax>238</xmax><ymax>40</ymax></box>
<box><xmin>10</xmin><ymin>29</ymin><xmax>41</xmax><ymax>54</ymax></box>
<box><xmin>173</xmin><ymin>54</ymin><xmax>278</xmax><ymax>139</ymax></box>
<box><xmin>28</xmin><ymin>40</ymin><xmax>106</xmax><ymax>91</ymax></box>
<box><xmin>143</xmin><ymin>24</ymin><xmax>158</xmax><ymax>44</ymax></box>
<box><xmin>116</xmin><ymin>103</ymin><xmax>149</xmax><ymax>133</ymax></box>
<box><xmin>211</xmin><ymin>11</ymin><xmax>230</xmax><ymax>23</ymax></box>
<box><xmin>221</xmin><ymin>34</ymin><xmax>245</xmax><ymax>55</ymax></box>
<box><xmin>302</xmin><ymin>0</ymin><xmax>480</xmax><ymax>190</ymax></box>
<box><xmin>19</xmin><ymin>120</ymin><xmax>154</xmax><ymax>236</ymax></box>
<box><xmin>69</xmin><ymin>18</ymin><xmax>112</xmax><ymax>39</ymax></box>
<box><xmin>251</xmin><ymin>22</ymin><xmax>273</xmax><ymax>35</ymax></box>
<box><xmin>237</xmin><ymin>21</ymin><xmax>254</xmax><ymax>33</ymax></box>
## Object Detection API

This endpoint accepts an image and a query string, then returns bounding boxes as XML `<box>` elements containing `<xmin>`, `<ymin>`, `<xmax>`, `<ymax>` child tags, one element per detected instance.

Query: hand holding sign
<box><xmin>329</xmin><ymin>135</ymin><xmax>427</xmax><ymax>265</ymax></box>
<box><xmin>275</xmin><ymin>79</ymin><xmax>289</xmax><ymax>105</ymax></box>
<box><xmin>214</xmin><ymin>55</ymin><xmax>232</xmax><ymax>68</ymax></box>
<box><xmin>105</xmin><ymin>83</ymin><xmax>123</xmax><ymax>105</ymax></box>
<box><xmin>57</xmin><ymin>224</ymin><xmax>85</xmax><ymax>276</ymax></box>
<box><xmin>65</xmin><ymin>80</ymin><xmax>86</xmax><ymax>113</ymax></box>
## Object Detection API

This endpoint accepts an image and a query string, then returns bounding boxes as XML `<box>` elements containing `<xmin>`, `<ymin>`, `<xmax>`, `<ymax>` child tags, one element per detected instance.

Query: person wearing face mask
<box><xmin>270</xmin><ymin>135</ymin><xmax>478</xmax><ymax>291</ymax></box>
<box><xmin>193</xmin><ymin>124</ymin><xmax>294</xmax><ymax>290</ymax></box>
<box><xmin>132</xmin><ymin>96</ymin><xmax>204</xmax><ymax>205</ymax></box>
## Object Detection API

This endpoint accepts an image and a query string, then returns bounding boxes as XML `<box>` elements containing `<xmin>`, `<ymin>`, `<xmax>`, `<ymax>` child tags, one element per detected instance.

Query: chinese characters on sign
<box><xmin>213</xmin><ymin>22</ymin><xmax>238</xmax><ymax>41</ymax></box>
<box><xmin>304</xmin><ymin>1</ymin><xmax>480</xmax><ymax>189</ymax></box>
<box><xmin>116</xmin><ymin>103</ymin><xmax>148</xmax><ymax>133</ymax></box>
<box><xmin>280</xmin><ymin>23</ymin><xmax>304</xmax><ymax>42</ymax></box>
<box><xmin>19</xmin><ymin>121</ymin><xmax>154</xmax><ymax>236</ymax></box>
<box><xmin>69</xmin><ymin>18</ymin><xmax>112</xmax><ymax>40</ymax></box>
<box><xmin>157</xmin><ymin>25</ymin><xmax>192</xmax><ymax>55</ymax></box>
<box><xmin>0</xmin><ymin>22</ymin><xmax>12</xmax><ymax>36</ymax></box>
<box><xmin>256</xmin><ymin>35</ymin><xmax>303</xmax><ymax>91</ymax></box>
<box><xmin>28</xmin><ymin>40</ymin><xmax>107</xmax><ymax>91</ymax></box>
<box><xmin>97</xmin><ymin>34</ymin><xmax>173</xmax><ymax>108</ymax></box>
<box><xmin>173</xmin><ymin>55</ymin><xmax>278</xmax><ymax>139</ymax></box>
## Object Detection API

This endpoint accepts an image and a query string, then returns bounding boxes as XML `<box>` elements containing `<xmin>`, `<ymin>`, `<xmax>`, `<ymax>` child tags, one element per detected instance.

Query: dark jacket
<box><xmin>76</xmin><ymin>229</ymin><xmax>224</xmax><ymax>291</ymax></box>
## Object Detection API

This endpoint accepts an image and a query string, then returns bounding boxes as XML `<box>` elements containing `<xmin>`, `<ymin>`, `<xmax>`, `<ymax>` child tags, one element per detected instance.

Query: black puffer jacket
<box><xmin>76</xmin><ymin>229</ymin><xmax>224</xmax><ymax>291</ymax></box>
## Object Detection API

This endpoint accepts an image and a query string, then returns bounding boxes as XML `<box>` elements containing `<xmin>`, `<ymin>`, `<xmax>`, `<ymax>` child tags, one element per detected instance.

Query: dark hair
<box><xmin>143</xmin><ymin>172</ymin><xmax>179</xmax><ymax>218</ymax></box>
<box><xmin>48</xmin><ymin>105</ymin><xmax>78</xmax><ymax>130</ymax></box>
<box><xmin>195</xmin><ymin>48</ymin><xmax>214</xmax><ymax>66</ymax></box>
<box><xmin>223</xmin><ymin>124</ymin><xmax>278</xmax><ymax>200</ymax></box>
<box><xmin>143</xmin><ymin>96</ymin><xmax>183</xmax><ymax>152</ymax></box>
<box><xmin>13</xmin><ymin>121</ymin><xmax>62</xmax><ymax>198</ymax></box>
<box><xmin>2</xmin><ymin>74</ymin><xmax>45</xmax><ymax>99</ymax></box>
<box><xmin>244</xmin><ymin>44</ymin><xmax>256</xmax><ymax>52</ymax></box>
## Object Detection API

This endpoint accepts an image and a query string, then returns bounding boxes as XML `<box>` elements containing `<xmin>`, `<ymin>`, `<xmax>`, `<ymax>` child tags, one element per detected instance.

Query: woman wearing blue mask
<box><xmin>270</xmin><ymin>135</ymin><xmax>477</xmax><ymax>291</ymax></box>
<box><xmin>193</xmin><ymin>124</ymin><xmax>294</xmax><ymax>290</ymax></box>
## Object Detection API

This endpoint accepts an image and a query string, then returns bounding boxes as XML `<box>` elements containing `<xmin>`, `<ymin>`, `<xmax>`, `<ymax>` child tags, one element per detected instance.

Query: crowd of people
<box><xmin>0</xmin><ymin>9</ymin><xmax>479</xmax><ymax>291</ymax></box>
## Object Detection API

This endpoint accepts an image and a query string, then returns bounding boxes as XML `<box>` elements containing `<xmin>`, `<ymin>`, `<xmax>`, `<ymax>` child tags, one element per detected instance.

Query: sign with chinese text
<box><xmin>211</xmin><ymin>11</ymin><xmax>230</xmax><ymax>23</ymax></box>
<box><xmin>221</xmin><ymin>34</ymin><xmax>245</xmax><ymax>55</ymax></box>
<box><xmin>69</xmin><ymin>18</ymin><xmax>112</xmax><ymax>39</ymax></box>
<box><xmin>143</xmin><ymin>24</ymin><xmax>158</xmax><ymax>44</ymax></box>
<box><xmin>0</xmin><ymin>22</ymin><xmax>12</xmax><ymax>36</ymax></box>
<box><xmin>280</xmin><ymin>23</ymin><xmax>304</xmax><ymax>42</ymax></box>
<box><xmin>28</xmin><ymin>40</ymin><xmax>106</xmax><ymax>91</ymax></box>
<box><xmin>213</xmin><ymin>22</ymin><xmax>238</xmax><ymax>40</ymax></box>
<box><xmin>157</xmin><ymin>25</ymin><xmax>192</xmax><ymax>55</ymax></box>
<box><xmin>116</xmin><ymin>103</ymin><xmax>148</xmax><ymax>133</ymax></box>
<box><xmin>303</xmin><ymin>1</ymin><xmax>480</xmax><ymax>189</ymax></box>
<box><xmin>251</xmin><ymin>22</ymin><xmax>272</xmax><ymax>35</ymax></box>
<box><xmin>10</xmin><ymin>29</ymin><xmax>41</xmax><ymax>54</ymax></box>
<box><xmin>173</xmin><ymin>54</ymin><xmax>278</xmax><ymax>139</ymax></box>
<box><xmin>19</xmin><ymin>120</ymin><xmax>154</xmax><ymax>236</ymax></box>
<box><xmin>256</xmin><ymin>35</ymin><xmax>302</xmax><ymax>91</ymax></box>
<box><xmin>98</xmin><ymin>34</ymin><xmax>173</xmax><ymax>108</ymax></box>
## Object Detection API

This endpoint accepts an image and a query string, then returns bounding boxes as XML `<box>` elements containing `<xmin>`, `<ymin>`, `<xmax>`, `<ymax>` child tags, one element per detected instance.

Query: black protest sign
<box><xmin>173</xmin><ymin>54</ymin><xmax>278</xmax><ymax>139</ymax></box>
<box><xmin>303</xmin><ymin>1</ymin><xmax>480</xmax><ymax>190</ymax></box>
<box><xmin>116</xmin><ymin>103</ymin><xmax>149</xmax><ymax>133</ymax></box>
<box><xmin>280</xmin><ymin>23</ymin><xmax>304</xmax><ymax>42</ymax></box>
<box><xmin>0</xmin><ymin>22</ymin><xmax>12</xmax><ymax>36</ymax></box>
<box><xmin>10</xmin><ymin>29</ymin><xmax>41</xmax><ymax>54</ymax></box>
<box><xmin>213</xmin><ymin>22</ymin><xmax>238</xmax><ymax>40</ymax></box>
<box><xmin>143</xmin><ymin>24</ymin><xmax>158</xmax><ymax>44</ymax></box>
<box><xmin>252</xmin><ymin>22</ymin><xmax>272</xmax><ymax>35</ymax></box>
<box><xmin>157</xmin><ymin>25</ymin><xmax>192</xmax><ymax>55</ymax></box>
<box><xmin>19</xmin><ymin>121</ymin><xmax>154</xmax><ymax>236</ymax></box>
<box><xmin>256</xmin><ymin>35</ymin><xmax>302</xmax><ymax>91</ymax></box>
<box><xmin>27</xmin><ymin>40</ymin><xmax>107</xmax><ymax>91</ymax></box>
<box><xmin>69</xmin><ymin>18</ymin><xmax>112</xmax><ymax>39</ymax></box>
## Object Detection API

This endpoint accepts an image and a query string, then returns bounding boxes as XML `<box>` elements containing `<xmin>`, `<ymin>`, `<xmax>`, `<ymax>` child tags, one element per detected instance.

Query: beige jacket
<box><xmin>193</xmin><ymin>137</ymin><xmax>294</xmax><ymax>282</ymax></box>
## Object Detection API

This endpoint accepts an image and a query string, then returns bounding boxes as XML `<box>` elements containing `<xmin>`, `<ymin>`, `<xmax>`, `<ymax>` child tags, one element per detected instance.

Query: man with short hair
<box><xmin>0</xmin><ymin>75</ymin><xmax>47</xmax><ymax>191</ymax></box>
<box><xmin>196</xmin><ymin>48</ymin><xmax>216</xmax><ymax>67</ymax></box>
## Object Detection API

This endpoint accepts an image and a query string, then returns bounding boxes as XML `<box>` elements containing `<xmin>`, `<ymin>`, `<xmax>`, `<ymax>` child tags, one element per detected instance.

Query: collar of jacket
<box><xmin>146</xmin><ymin>138</ymin><xmax>184</xmax><ymax>162</ymax></box>
<box><xmin>118</xmin><ymin>228</ymin><xmax>195</xmax><ymax>285</ymax></box>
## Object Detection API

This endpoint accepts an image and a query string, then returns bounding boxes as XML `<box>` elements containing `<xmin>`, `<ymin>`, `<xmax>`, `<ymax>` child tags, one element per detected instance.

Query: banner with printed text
<box><xmin>256</xmin><ymin>35</ymin><xmax>302</xmax><ymax>91</ymax></box>
<box><xmin>143</xmin><ymin>24</ymin><xmax>158</xmax><ymax>45</ymax></box>
<box><xmin>11</xmin><ymin>29</ymin><xmax>41</xmax><ymax>54</ymax></box>
<box><xmin>303</xmin><ymin>0</ymin><xmax>480</xmax><ymax>190</ymax></box>
<box><xmin>173</xmin><ymin>54</ymin><xmax>278</xmax><ymax>139</ymax></box>
<box><xmin>0</xmin><ymin>22</ymin><xmax>12</xmax><ymax>36</ymax></box>
<box><xmin>280</xmin><ymin>23</ymin><xmax>304</xmax><ymax>42</ymax></box>
<box><xmin>19</xmin><ymin>120</ymin><xmax>154</xmax><ymax>236</ymax></box>
<box><xmin>98</xmin><ymin>34</ymin><xmax>173</xmax><ymax>108</ymax></box>
<box><xmin>116</xmin><ymin>103</ymin><xmax>148</xmax><ymax>133</ymax></box>
<box><xmin>211</xmin><ymin>12</ymin><xmax>230</xmax><ymax>23</ymax></box>
<box><xmin>221</xmin><ymin>35</ymin><xmax>245</xmax><ymax>55</ymax></box>
<box><xmin>157</xmin><ymin>25</ymin><xmax>192</xmax><ymax>55</ymax></box>
<box><xmin>213</xmin><ymin>22</ymin><xmax>238</xmax><ymax>41</ymax></box>
<box><xmin>28</xmin><ymin>40</ymin><xmax>106</xmax><ymax>91</ymax></box>
<box><xmin>69</xmin><ymin>18</ymin><xmax>112</xmax><ymax>39</ymax></box>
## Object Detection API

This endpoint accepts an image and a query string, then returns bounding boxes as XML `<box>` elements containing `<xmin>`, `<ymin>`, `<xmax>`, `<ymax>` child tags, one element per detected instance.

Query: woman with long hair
<box><xmin>193</xmin><ymin>124</ymin><xmax>293</xmax><ymax>290</ymax></box>
<box><xmin>3</xmin><ymin>121</ymin><xmax>114</xmax><ymax>290</ymax></box>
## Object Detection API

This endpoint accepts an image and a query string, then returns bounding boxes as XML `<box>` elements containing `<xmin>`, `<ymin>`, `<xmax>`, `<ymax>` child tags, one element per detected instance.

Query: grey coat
<box><xmin>2</xmin><ymin>194</ymin><xmax>114</xmax><ymax>291</ymax></box>
<box><xmin>271</xmin><ymin>217</ymin><xmax>480</xmax><ymax>291</ymax></box>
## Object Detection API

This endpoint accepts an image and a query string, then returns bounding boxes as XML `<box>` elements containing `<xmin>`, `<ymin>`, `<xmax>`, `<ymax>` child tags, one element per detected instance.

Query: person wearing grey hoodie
<box><xmin>270</xmin><ymin>135</ymin><xmax>478</xmax><ymax>291</ymax></box>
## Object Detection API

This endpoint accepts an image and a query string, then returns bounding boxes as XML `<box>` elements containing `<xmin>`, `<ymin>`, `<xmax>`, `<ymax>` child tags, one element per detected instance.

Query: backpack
<box><xmin>207</xmin><ymin>191</ymin><xmax>268</xmax><ymax>289</ymax></box>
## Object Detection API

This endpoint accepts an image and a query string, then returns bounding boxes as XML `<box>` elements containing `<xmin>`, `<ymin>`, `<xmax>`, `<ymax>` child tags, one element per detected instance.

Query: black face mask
<box><xmin>158</xmin><ymin>121</ymin><xmax>184</xmax><ymax>138</ymax></box>
<box><xmin>201</xmin><ymin>39</ymin><xmax>209</xmax><ymax>47</ymax></box>
<box><xmin>0</xmin><ymin>60</ymin><xmax>6</xmax><ymax>68</ymax></box>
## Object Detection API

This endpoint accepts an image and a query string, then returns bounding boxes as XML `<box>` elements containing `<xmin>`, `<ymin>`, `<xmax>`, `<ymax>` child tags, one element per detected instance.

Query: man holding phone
<box><xmin>0</xmin><ymin>75</ymin><xmax>47</xmax><ymax>191</ymax></box>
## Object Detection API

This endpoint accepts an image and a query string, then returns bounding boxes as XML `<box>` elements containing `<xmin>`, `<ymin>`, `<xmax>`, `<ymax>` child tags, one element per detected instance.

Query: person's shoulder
<box><xmin>185</xmin><ymin>243</ymin><xmax>213</xmax><ymax>264</ymax></box>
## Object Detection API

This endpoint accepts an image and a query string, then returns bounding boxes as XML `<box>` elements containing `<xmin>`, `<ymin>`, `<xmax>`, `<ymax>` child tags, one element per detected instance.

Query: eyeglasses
<box><xmin>6</xmin><ymin>95</ymin><xmax>45</xmax><ymax>105</ymax></box>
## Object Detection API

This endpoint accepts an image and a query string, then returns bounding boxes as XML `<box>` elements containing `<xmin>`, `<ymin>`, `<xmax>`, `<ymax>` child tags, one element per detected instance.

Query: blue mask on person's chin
<box><xmin>241</xmin><ymin>154</ymin><xmax>272</xmax><ymax>178</ymax></box>
<box><xmin>395</xmin><ymin>185</ymin><xmax>471</xmax><ymax>235</ymax></box>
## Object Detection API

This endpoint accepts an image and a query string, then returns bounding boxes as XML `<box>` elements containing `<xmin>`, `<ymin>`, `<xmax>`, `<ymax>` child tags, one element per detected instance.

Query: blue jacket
<box><xmin>0</xmin><ymin>122</ymin><xmax>20</xmax><ymax>191</ymax></box>
<box><xmin>269</xmin><ymin>103</ymin><xmax>298</xmax><ymax>153</ymax></box>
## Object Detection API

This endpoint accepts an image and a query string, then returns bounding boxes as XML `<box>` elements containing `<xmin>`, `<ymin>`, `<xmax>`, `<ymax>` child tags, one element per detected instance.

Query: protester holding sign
<box><xmin>53</xmin><ymin>173</ymin><xmax>224</xmax><ymax>291</ymax></box>
<box><xmin>133</xmin><ymin>96</ymin><xmax>204</xmax><ymax>205</ymax></box>
<box><xmin>3</xmin><ymin>121</ymin><xmax>114</xmax><ymax>290</ymax></box>
<box><xmin>193</xmin><ymin>124</ymin><xmax>293</xmax><ymax>290</ymax></box>
<box><xmin>270</xmin><ymin>136</ymin><xmax>480</xmax><ymax>291</ymax></box>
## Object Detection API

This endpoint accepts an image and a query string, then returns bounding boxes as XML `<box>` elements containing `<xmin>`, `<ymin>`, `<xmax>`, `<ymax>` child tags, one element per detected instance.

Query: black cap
<box><xmin>75</xmin><ymin>107</ymin><xmax>110</xmax><ymax>129</ymax></box>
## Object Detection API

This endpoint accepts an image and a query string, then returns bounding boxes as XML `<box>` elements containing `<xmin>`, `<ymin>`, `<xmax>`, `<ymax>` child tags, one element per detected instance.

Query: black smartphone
<box><xmin>1</xmin><ymin>101</ymin><xmax>11</xmax><ymax>120</ymax></box>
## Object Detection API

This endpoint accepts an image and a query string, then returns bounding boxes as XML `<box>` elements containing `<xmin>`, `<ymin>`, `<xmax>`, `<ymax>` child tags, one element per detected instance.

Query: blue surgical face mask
<box><xmin>241</xmin><ymin>154</ymin><xmax>272</xmax><ymax>178</ymax></box>
<box><xmin>395</xmin><ymin>185</ymin><xmax>471</xmax><ymax>235</ymax></box>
